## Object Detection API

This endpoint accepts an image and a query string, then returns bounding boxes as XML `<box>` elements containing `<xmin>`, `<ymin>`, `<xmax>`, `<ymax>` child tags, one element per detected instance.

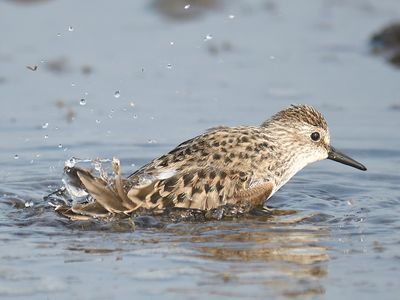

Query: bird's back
<box><xmin>124</xmin><ymin>126</ymin><xmax>275</xmax><ymax>211</ymax></box>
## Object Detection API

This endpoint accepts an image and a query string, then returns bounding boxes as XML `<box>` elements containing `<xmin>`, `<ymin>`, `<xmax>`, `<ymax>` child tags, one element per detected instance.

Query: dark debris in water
<box><xmin>389</xmin><ymin>103</ymin><xmax>400</xmax><ymax>111</ymax></box>
<box><xmin>26</xmin><ymin>65</ymin><xmax>38</xmax><ymax>71</ymax></box>
<box><xmin>370</xmin><ymin>22</ymin><xmax>400</xmax><ymax>68</ymax></box>
<box><xmin>207</xmin><ymin>41</ymin><xmax>234</xmax><ymax>56</ymax></box>
<box><xmin>67</xmin><ymin>246</ymin><xmax>124</xmax><ymax>254</ymax></box>
<box><xmin>6</xmin><ymin>0</ymin><xmax>52</xmax><ymax>4</ymax></box>
<box><xmin>55</xmin><ymin>99</ymin><xmax>76</xmax><ymax>123</ymax></box>
<box><xmin>151</xmin><ymin>0</ymin><xmax>222</xmax><ymax>21</ymax></box>
<box><xmin>36</xmin><ymin>57</ymin><xmax>95</xmax><ymax>76</ymax></box>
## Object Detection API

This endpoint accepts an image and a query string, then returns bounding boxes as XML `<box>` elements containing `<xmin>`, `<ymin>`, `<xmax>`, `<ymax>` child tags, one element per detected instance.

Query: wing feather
<box><xmin>56</xmin><ymin>164</ymin><xmax>273</xmax><ymax>219</ymax></box>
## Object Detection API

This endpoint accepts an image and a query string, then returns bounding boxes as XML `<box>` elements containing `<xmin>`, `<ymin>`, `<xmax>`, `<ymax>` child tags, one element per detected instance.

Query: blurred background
<box><xmin>1</xmin><ymin>0</ymin><xmax>400</xmax><ymax>299</ymax></box>
<box><xmin>1</xmin><ymin>0</ymin><xmax>399</xmax><ymax>170</ymax></box>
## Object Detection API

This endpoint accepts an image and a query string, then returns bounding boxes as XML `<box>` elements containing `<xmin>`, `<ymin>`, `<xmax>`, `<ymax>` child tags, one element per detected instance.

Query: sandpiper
<box><xmin>54</xmin><ymin>104</ymin><xmax>366</xmax><ymax>220</ymax></box>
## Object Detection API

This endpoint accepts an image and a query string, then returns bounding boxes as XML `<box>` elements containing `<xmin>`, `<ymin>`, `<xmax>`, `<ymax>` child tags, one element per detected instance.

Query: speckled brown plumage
<box><xmin>53</xmin><ymin>104</ymin><xmax>366</xmax><ymax>220</ymax></box>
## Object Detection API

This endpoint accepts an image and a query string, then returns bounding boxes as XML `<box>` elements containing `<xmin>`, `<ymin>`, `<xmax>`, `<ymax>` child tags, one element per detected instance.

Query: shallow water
<box><xmin>1</xmin><ymin>0</ymin><xmax>400</xmax><ymax>299</ymax></box>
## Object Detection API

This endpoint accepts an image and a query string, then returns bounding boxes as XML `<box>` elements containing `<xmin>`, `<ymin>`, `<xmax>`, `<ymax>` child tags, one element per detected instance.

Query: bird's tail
<box><xmin>52</xmin><ymin>158</ymin><xmax>143</xmax><ymax>220</ymax></box>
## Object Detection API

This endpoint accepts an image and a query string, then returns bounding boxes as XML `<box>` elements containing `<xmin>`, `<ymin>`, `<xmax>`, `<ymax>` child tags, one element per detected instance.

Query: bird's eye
<box><xmin>310</xmin><ymin>132</ymin><xmax>320</xmax><ymax>141</ymax></box>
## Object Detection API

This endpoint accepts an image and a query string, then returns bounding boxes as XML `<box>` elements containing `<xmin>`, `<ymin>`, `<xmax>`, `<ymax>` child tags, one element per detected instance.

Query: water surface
<box><xmin>1</xmin><ymin>0</ymin><xmax>400</xmax><ymax>299</ymax></box>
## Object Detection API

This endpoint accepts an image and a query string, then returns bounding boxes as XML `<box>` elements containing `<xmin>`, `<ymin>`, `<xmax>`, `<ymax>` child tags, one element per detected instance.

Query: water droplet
<box><xmin>184</xmin><ymin>4</ymin><xmax>190</xmax><ymax>9</ymax></box>
<box><xmin>229</xmin><ymin>14</ymin><xmax>235</xmax><ymax>19</ymax></box>
<box><xmin>170</xmin><ymin>41</ymin><xmax>175</xmax><ymax>46</ymax></box>
<box><xmin>129</xmin><ymin>102</ymin><xmax>135</xmax><ymax>108</ymax></box>
<box><xmin>57</xmin><ymin>33</ymin><xmax>62</xmax><ymax>37</ymax></box>
<box><xmin>166</xmin><ymin>63</ymin><xmax>172</xmax><ymax>69</ymax></box>
<box><xmin>133</xmin><ymin>114</ymin><xmax>138</xmax><ymax>119</ymax></box>
<box><xmin>14</xmin><ymin>154</ymin><xmax>19</xmax><ymax>160</ymax></box>
<box><xmin>65</xmin><ymin>157</ymin><xmax>77</xmax><ymax>168</ymax></box>
<box><xmin>44</xmin><ymin>135</ymin><xmax>49</xmax><ymax>139</ymax></box>
<box><xmin>25</xmin><ymin>201</ymin><xmax>34</xmax><ymax>208</ymax></box>
<box><xmin>114</xmin><ymin>91</ymin><xmax>120</xmax><ymax>98</ymax></box>
<box><xmin>269</xmin><ymin>55</ymin><xmax>276</xmax><ymax>60</ymax></box>
<box><xmin>42</xmin><ymin>122</ymin><xmax>49</xmax><ymax>129</ymax></box>
<box><xmin>79</xmin><ymin>98</ymin><xmax>86</xmax><ymax>106</ymax></box>
<box><xmin>204</xmin><ymin>34</ymin><xmax>213</xmax><ymax>41</ymax></box>
<box><xmin>131</xmin><ymin>163</ymin><xmax>136</xmax><ymax>167</ymax></box>
<box><xmin>147</xmin><ymin>139</ymin><xmax>157</xmax><ymax>144</ymax></box>
<box><xmin>96</xmin><ymin>119</ymin><xmax>101</xmax><ymax>124</ymax></box>
<box><xmin>93</xmin><ymin>161</ymin><xmax>102</xmax><ymax>172</ymax></box>
<box><xmin>58</xmin><ymin>144</ymin><xmax>63</xmax><ymax>148</ymax></box>
<box><xmin>68</xmin><ymin>26</ymin><xmax>74</xmax><ymax>32</ymax></box>
<box><xmin>71</xmin><ymin>82</ymin><xmax>76</xmax><ymax>87</ymax></box>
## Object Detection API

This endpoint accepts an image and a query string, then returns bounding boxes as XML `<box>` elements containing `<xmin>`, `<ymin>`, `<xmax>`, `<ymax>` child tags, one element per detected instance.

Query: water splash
<box><xmin>50</xmin><ymin>157</ymin><xmax>114</xmax><ymax>206</ymax></box>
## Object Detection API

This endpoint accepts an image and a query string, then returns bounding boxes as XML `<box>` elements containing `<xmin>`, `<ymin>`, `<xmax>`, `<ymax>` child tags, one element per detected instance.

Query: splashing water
<box><xmin>48</xmin><ymin>157</ymin><xmax>114</xmax><ymax>207</ymax></box>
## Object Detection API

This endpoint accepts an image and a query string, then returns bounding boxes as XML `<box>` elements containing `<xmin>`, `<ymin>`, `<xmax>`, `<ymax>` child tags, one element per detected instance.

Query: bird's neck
<box><xmin>258</xmin><ymin>126</ymin><xmax>310</xmax><ymax>197</ymax></box>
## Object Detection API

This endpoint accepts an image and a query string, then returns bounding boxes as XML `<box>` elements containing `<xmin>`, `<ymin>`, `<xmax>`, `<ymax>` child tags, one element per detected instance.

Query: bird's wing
<box><xmin>57</xmin><ymin>165</ymin><xmax>273</xmax><ymax>219</ymax></box>
<box><xmin>127</xmin><ymin>167</ymin><xmax>274</xmax><ymax>211</ymax></box>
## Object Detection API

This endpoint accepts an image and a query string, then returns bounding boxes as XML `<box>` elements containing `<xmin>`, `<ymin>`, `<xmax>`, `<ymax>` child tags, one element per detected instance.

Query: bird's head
<box><xmin>262</xmin><ymin>104</ymin><xmax>366</xmax><ymax>171</ymax></box>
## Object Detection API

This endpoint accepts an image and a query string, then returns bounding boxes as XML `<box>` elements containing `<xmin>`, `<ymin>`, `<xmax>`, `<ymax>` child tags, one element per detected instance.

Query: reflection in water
<box><xmin>1</xmin><ymin>188</ymin><xmax>329</xmax><ymax>299</ymax></box>
<box><xmin>163</xmin><ymin>218</ymin><xmax>329</xmax><ymax>298</ymax></box>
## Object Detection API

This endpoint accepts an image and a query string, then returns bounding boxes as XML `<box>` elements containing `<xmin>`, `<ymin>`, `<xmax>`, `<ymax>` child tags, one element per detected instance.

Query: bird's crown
<box><xmin>262</xmin><ymin>104</ymin><xmax>328</xmax><ymax>130</ymax></box>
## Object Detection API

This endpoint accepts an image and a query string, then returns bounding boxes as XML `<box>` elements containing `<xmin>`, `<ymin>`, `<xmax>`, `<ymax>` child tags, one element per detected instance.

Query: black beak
<box><xmin>328</xmin><ymin>147</ymin><xmax>367</xmax><ymax>171</ymax></box>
